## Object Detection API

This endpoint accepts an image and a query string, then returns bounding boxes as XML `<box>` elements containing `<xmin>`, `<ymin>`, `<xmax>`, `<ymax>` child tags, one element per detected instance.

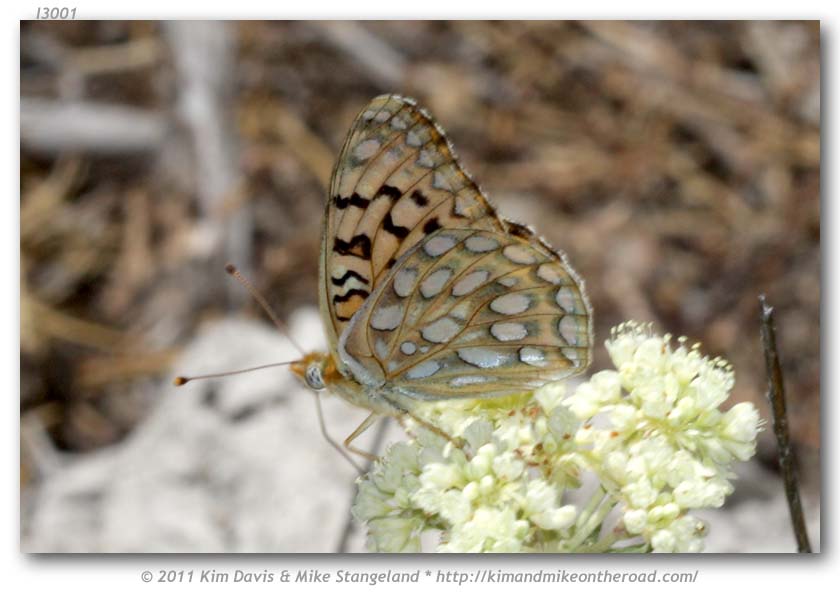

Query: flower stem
<box><xmin>574</xmin><ymin>486</ymin><xmax>606</xmax><ymax>531</ymax></box>
<box><xmin>567</xmin><ymin>489</ymin><xmax>617</xmax><ymax>551</ymax></box>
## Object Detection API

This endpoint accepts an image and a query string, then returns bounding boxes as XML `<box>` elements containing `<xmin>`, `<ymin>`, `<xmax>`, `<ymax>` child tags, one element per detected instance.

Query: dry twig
<box><xmin>759</xmin><ymin>294</ymin><xmax>812</xmax><ymax>553</ymax></box>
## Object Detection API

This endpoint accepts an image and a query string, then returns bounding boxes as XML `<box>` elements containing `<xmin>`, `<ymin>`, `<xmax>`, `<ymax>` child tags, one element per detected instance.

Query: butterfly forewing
<box><xmin>338</xmin><ymin>228</ymin><xmax>592</xmax><ymax>401</ymax></box>
<box><xmin>321</xmin><ymin>95</ymin><xmax>503</xmax><ymax>355</ymax></box>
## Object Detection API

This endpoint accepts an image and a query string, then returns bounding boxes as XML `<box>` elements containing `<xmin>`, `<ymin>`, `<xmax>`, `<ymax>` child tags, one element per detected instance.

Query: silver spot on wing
<box><xmin>405</xmin><ymin>360</ymin><xmax>441</xmax><ymax>380</ymax></box>
<box><xmin>370</xmin><ymin>304</ymin><xmax>403</xmax><ymax>331</ymax></box>
<box><xmin>555</xmin><ymin>287</ymin><xmax>577</xmax><ymax>313</ymax></box>
<box><xmin>420</xmin><ymin>268</ymin><xmax>453</xmax><ymax>298</ymax></box>
<box><xmin>417</xmin><ymin>149</ymin><xmax>435</xmax><ymax>168</ymax></box>
<box><xmin>423</xmin><ymin>234</ymin><xmax>458</xmax><ymax>257</ymax></box>
<box><xmin>490</xmin><ymin>322</ymin><xmax>528</xmax><ymax>341</ymax></box>
<box><xmin>393</xmin><ymin>267</ymin><xmax>419</xmax><ymax>298</ymax></box>
<box><xmin>457</xmin><ymin>347</ymin><xmax>508</xmax><ymax>369</ymax></box>
<box><xmin>452</xmin><ymin>270</ymin><xmax>489</xmax><ymax>297</ymax></box>
<box><xmin>421</xmin><ymin>316</ymin><xmax>462</xmax><ymax>343</ymax></box>
<box><xmin>503</xmin><ymin>245</ymin><xmax>538</xmax><ymax>265</ymax></box>
<box><xmin>400</xmin><ymin>341</ymin><xmax>417</xmax><ymax>355</ymax></box>
<box><xmin>432</xmin><ymin>171</ymin><xmax>453</xmax><ymax>191</ymax></box>
<box><xmin>489</xmin><ymin>293</ymin><xmax>531</xmax><ymax>315</ymax></box>
<box><xmin>537</xmin><ymin>263</ymin><xmax>563</xmax><ymax>284</ymax></box>
<box><xmin>465</xmin><ymin>235</ymin><xmax>499</xmax><ymax>253</ymax></box>
<box><xmin>519</xmin><ymin>346</ymin><xmax>547</xmax><ymax>367</ymax></box>
<box><xmin>558</xmin><ymin>315</ymin><xmax>579</xmax><ymax>345</ymax></box>
<box><xmin>353</xmin><ymin>138</ymin><xmax>380</xmax><ymax>161</ymax></box>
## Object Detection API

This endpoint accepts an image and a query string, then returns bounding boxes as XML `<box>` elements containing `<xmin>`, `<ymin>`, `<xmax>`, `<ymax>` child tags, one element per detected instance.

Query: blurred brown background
<box><xmin>20</xmin><ymin>21</ymin><xmax>820</xmax><ymax>551</ymax></box>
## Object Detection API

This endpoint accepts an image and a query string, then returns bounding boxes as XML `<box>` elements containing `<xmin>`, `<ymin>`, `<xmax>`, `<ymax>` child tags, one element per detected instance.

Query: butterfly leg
<box><xmin>405</xmin><ymin>411</ymin><xmax>465</xmax><ymax>451</ymax></box>
<box><xmin>383</xmin><ymin>396</ymin><xmax>465</xmax><ymax>452</ymax></box>
<box><xmin>343</xmin><ymin>412</ymin><xmax>380</xmax><ymax>462</ymax></box>
<box><xmin>312</xmin><ymin>392</ymin><xmax>365</xmax><ymax>474</ymax></box>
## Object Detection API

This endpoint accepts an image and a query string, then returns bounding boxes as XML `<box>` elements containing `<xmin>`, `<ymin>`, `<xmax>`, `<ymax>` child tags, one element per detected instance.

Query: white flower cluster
<box><xmin>352</xmin><ymin>322</ymin><xmax>761</xmax><ymax>553</ymax></box>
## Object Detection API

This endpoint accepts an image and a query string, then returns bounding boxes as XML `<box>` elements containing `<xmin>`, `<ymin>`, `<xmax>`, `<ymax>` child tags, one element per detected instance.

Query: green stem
<box><xmin>574</xmin><ymin>486</ymin><xmax>606</xmax><ymax>531</ymax></box>
<box><xmin>579</xmin><ymin>531</ymin><xmax>619</xmax><ymax>553</ymax></box>
<box><xmin>567</xmin><ymin>490</ymin><xmax>617</xmax><ymax>551</ymax></box>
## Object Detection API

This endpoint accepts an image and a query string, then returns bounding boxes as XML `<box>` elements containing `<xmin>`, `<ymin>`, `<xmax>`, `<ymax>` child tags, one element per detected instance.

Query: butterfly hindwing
<box><xmin>321</xmin><ymin>95</ymin><xmax>504</xmax><ymax>355</ymax></box>
<box><xmin>337</xmin><ymin>228</ymin><xmax>592</xmax><ymax>401</ymax></box>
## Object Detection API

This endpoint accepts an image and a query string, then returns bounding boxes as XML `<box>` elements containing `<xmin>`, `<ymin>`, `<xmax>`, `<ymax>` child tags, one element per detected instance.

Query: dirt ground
<box><xmin>20</xmin><ymin>21</ymin><xmax>820</xmax><ymax>551</ymax></box>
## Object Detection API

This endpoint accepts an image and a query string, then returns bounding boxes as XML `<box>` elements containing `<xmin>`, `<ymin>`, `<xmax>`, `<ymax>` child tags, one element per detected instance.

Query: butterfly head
<box><xmin>290</xmin><ymin>351</ymin><xmax>340</xmax><ymax>392</ymax></box>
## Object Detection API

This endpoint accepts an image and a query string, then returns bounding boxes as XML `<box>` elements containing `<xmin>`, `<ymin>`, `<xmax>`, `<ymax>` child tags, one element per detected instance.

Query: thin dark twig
<box><xmin>335</xmin><ymin>417</ymin><xmax>390</xmax><ymax>553</ymax></box>
<box><xmin>758</xmin><ymin>294</ymin><xmax>812</xmax><ymax>553</ymax></box>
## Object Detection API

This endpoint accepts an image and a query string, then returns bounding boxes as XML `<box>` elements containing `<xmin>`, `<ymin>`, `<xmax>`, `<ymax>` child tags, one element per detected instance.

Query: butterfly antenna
<box><xmin>312</xmin><ymin>391</ymin><xmax>365</xmax><ymax>475</ymax></box>
<box><xmin>224</xmin><ymin>263</ymin><xmax>306</xmax><ymax>355</ymax></box>
<box><xmin>173</xmin><ymin>360</ymin><xmax>297</xmax><ymax>386</ymax></box>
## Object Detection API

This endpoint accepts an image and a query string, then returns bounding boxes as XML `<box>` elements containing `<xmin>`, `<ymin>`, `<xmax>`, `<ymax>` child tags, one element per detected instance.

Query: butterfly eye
<box><xmin>305</xmin><ymin>364</ymin><xmax>326</xmax><ymax>391</ymax></box>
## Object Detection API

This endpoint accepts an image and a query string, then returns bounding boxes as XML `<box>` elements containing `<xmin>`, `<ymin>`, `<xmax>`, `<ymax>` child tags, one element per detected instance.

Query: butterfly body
<box><xmin>294</xmin><ymin>94</ymin><xmax>592</xmax><ymax>444</ymax></box>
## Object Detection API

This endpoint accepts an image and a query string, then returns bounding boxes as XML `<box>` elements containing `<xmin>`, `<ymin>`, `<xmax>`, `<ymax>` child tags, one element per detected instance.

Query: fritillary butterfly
<box><xmin>289</xmin><ymin>94</ymin><xmax>593</xmax><ymax>455</ymax></box>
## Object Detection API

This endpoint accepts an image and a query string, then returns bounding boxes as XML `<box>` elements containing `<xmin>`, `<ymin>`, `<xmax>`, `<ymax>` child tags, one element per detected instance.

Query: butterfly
<box><xmin>286</xmin><ymin>94</ymin><xmax>593</xmax><ymax>458</ymax></box>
